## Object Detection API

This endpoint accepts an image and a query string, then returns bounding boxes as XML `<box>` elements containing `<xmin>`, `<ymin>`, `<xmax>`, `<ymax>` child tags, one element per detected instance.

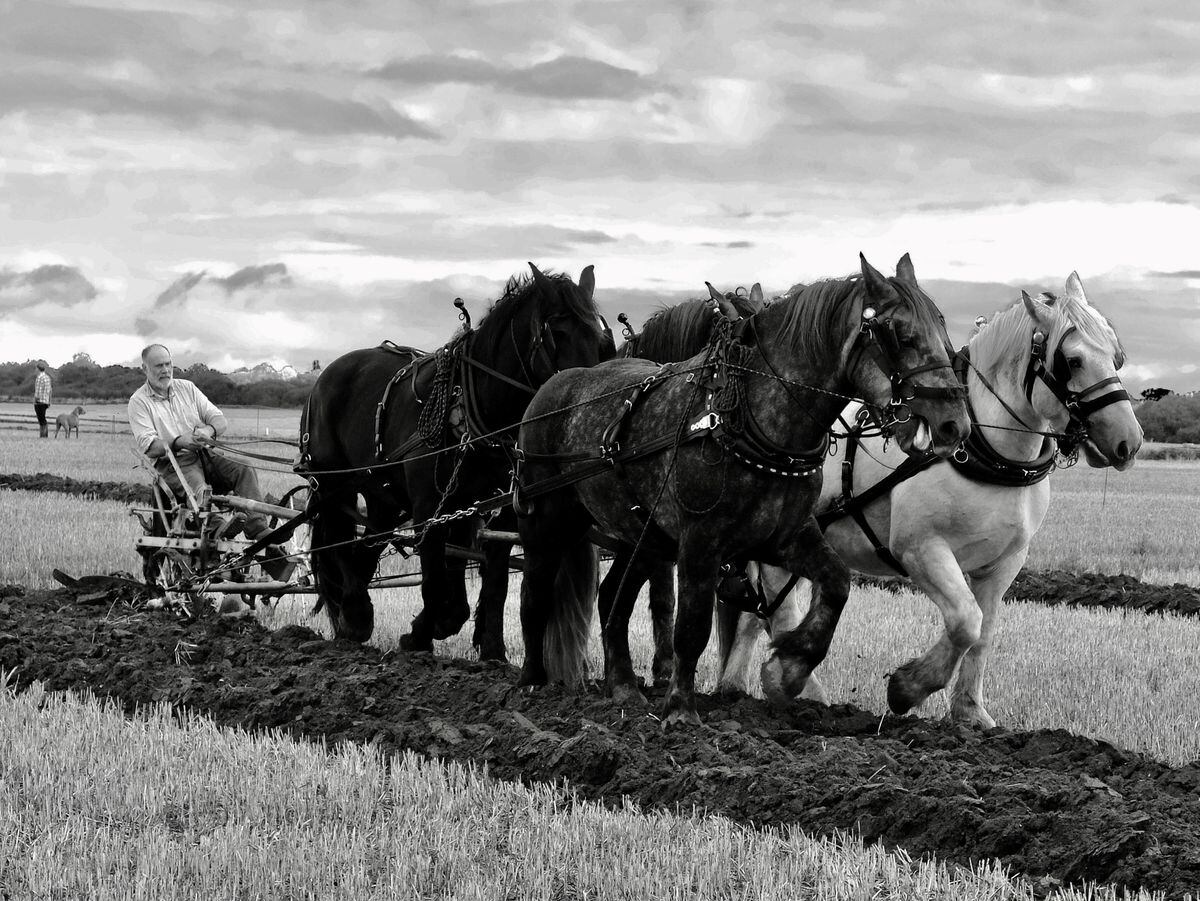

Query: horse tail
<box><xmin>543</xmin><ymin>536</ymin><xmax>598</xmax><ymax>686</ymax></box>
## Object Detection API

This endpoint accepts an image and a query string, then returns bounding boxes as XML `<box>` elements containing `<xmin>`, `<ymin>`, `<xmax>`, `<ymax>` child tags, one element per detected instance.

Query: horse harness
<box><xmin>815</xmin><ymin>335</ymin><xmax>1124</xmax><ymax>577</ymax></box>
<box><xmin>1023</xmin><ymin>324</ymin><xmax>1130</xmax><ymax>456</ymax></box>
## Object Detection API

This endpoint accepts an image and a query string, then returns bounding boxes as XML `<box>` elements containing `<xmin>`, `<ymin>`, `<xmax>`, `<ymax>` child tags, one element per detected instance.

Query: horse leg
<box><xmin>599</xmin><ymin>547</ymin><xmax>655</xmax><ymax>708</ymax></box>
<box><xmin>473</xmin><ymin>537</ymin><xmax>514</xmax><ymax>662</ymax></box>
<box><xmin>885</xmin><ymin>541</ymin><xmax>982</xmax><ymax>717</ymax></box>
<box><xmin>517</xmin><ymin>493</ymin><xmax>593</xmax><ymax>687</ymax></box>
<box><xmin>751</xmin><ymin>564</ymin><xmax>827</xmax><ymax>704</ymax></box>
<box><xmin>950</xmin><ymin>549</ymin><xmax>1027</xmax><ymax>728</ymax></box>
<box><xmin>311</xmin><ymin>497</ymin><xmax>378</xmax><ymax>642</ymax></box>
<box><xmin>663</xmin><ymin>538</ymin><xmax>720</xmax><ymax>728</ymax></box>
<box><xmin>761</xmin><ymin>519</ymin><xmax>850</xmax><ymax>709</ymax></box>
<box><xmin>647</xmin><ymin>560</ymin><xmax>675</xmax><ymax>686</ymax></box>
<box><xmin>403</xmin><ymin>522</ymin><xmax>470</xmax><ymax>650</ymax></box>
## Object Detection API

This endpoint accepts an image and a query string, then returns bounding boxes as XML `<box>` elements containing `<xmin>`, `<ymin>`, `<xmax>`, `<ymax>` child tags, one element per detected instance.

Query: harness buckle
<box><xmin>953</xmin><ymin>445</ymin><xmax>969</xmax><ymax>464</ymax></box>
<box><xmin>689</xmin><ymin>412</ymin><xmax>721</xmax><ymax>433</ymax></box>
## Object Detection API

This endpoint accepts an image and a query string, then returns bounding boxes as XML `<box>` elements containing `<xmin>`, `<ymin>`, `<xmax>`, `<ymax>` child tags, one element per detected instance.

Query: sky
<box><xmin>1</xmin><ymin>0</ymin><xmax>1197</xmax><ymax>391</ymax></box>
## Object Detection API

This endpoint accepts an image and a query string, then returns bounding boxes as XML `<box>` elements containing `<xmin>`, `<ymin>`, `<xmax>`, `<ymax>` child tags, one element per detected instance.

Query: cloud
<box><xmin>154</xmin><ymin>272</ymin><xmax>206</xmax><ymax>308</ymax></box>
<box><xmin>0</xmin><ymin>264</ymin><xmax>97</xmax><ymax>310</ymax></box>
<box><xmin>370</xmin><ymin>53</ymin><xmax>655</xmax><ymax>100</ymax></box>
<box><xmin>213</xmin><ymin>263</ymin><xmax>292</xmax><ymax>294</ymax></box>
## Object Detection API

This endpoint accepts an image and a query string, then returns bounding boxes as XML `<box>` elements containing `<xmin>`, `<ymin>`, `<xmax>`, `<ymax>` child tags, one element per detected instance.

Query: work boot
<box><xmin>39</xmin><ymin>424</ymin><xmax>48</xmax><ymax>438</ymax></box>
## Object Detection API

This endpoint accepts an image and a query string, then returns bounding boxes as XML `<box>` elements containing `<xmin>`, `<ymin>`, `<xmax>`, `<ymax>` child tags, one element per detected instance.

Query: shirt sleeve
<box><xmin>187</xmin><ymin>382</ymin><xmax>223</xmax><ymax>424</ymax></box>
<box><xmin>127</xmin><ymin>392</ymin><xmax>160</xmax><ymax>456</ymax></box>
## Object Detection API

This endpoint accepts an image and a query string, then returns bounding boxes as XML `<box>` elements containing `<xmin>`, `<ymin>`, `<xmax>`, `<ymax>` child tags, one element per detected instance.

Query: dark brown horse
<box><xmin>515</xmin><ymin>254</ymin><xmax>971</xmax><ymax>726</ymax></box>
<box><xmin>299</xmin><ymin>264</ymin><xmax>610</xmax><ymax>652</ymax></box>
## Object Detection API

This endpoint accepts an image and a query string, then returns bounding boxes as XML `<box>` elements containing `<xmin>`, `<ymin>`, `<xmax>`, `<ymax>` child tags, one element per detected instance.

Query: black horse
<box><xmin>300</xmin><ymin>263</ymin><xmax>610</xmax><ymax>652</ymax></box>
<box><xmin>468</xmin><ymin>282</ymin><xmax>763</xmax><ymax>664</ymax></box>
<box><xmin>515</xmin><ymin>254</ymin><xmax>971</xmax><ymax>726</ymax></box>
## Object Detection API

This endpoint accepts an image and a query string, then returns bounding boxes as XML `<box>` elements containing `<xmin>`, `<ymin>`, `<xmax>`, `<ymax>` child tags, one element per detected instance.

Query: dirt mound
<box><xmin>2</xmin><ymin>585</ymin><xmax>1198</xmax><ymax>897</ymax></box>
<box><xmin>0</xmin><ymin>472</ymin><xmax>152</xmax><ymax>504</ymax></box>
<box><xmin>1007</xmin><ymin>570</ymin><xmax>1200</xmax><ymax>618</ymax></box>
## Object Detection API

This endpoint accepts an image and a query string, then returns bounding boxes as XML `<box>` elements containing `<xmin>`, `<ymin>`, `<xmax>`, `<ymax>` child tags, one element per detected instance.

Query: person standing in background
<box><xmin>33</xmin><ymin>362</ymin><xmax>51</xmax><ymax>438</ymax></box>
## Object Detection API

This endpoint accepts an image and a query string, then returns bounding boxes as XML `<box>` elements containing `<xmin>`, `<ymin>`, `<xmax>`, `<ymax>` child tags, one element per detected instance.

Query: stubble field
<box><xmin>2</xmin><ymin>426</ymin><xmax>1200</xmax><ymax>899</ymax></box>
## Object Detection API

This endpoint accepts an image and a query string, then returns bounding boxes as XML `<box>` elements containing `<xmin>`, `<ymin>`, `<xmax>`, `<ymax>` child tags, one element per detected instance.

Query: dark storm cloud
<box><xmin>370</xmin><ymin>53</ymin><xmax>655</xmax><ymax>100</ymax></box>
<box><xmin>0</xmin><ymin>264</ymin><xmax>97</xmax><ymax>310</ymax></box>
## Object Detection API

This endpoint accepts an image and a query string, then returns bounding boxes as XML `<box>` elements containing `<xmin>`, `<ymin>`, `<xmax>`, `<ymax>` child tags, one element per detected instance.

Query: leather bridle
<box><xmin>1022</xmin><ymin>325</ymin><xmax>1129</xmax><ymax>453</ymax></box>
<box><xmin>846</xmin><ymin>295</ymin><xmax>965</xmax><ymax>427</ymax></box>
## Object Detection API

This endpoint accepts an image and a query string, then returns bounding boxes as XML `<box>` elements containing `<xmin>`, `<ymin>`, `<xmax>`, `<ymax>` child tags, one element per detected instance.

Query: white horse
<box><xmin>713</xmin><ymin>272</ymin><xmax>1142</xmax><ymax>728</ymax></box>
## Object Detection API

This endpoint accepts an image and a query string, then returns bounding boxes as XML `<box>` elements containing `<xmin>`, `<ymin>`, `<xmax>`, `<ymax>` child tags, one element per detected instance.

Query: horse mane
<box><xmin>970</xmin><ymin>288</ymin><xmax>1125</xmax><ymax>375</ymax></box>
<box><xmin>772</xmin><ymin>274</ymin><xmax>948</xmax><ymax>364</ymax></box>
<box><xmin>622</xmin><ymin>295</ymin><xmax>759</xmax><ymax>361</ymax></box>
<box><xmin>472</xmin><ymin>268</ymin><xmax>602</xmax><ymax>353</ymax></box>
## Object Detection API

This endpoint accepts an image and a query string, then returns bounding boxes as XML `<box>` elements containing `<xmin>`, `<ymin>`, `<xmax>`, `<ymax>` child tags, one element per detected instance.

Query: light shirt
<box><xmin>127</xmin><ymin>378</ymin><xmax>222</xmax><ymax>456</ymax></box>
<box><xmin>34</xmin><ymin>372</ymin><xmax>51</xmax><ymax>404</ymax></box>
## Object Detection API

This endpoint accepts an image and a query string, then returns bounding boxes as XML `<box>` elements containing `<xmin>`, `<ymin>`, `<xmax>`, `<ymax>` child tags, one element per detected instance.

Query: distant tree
<box><xmin>1136</xmin><ymin>393</ymin><xmax>1200</xmax><ymax>443</ymax></box>
<box><xmin>1141</xmin><ymin>387</ymin><xmax>1171</xmax><ymax>402</ymax></box>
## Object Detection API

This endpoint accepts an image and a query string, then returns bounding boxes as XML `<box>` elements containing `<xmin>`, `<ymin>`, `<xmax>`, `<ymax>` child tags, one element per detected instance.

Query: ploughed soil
<box><xmin>3</xmin><ymin>582</ymin><xmax>1200</xmax><ymax>899</ymax></box>
<box><xmin>7</xmin><ymin>471</ymin><xmax>1200</xmax><ymax>619</ymax></box>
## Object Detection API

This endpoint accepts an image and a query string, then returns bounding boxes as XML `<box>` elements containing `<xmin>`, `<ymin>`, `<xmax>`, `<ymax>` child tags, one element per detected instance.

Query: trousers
<box><xmin>34</xmin><ymin>403</ymin><xmax>48</xmax><ymax>437</ymax></box>
<box><xmin>156</xmin><ymin>450</ymin><xmax>271</xmax><ymax>538</ymax></box>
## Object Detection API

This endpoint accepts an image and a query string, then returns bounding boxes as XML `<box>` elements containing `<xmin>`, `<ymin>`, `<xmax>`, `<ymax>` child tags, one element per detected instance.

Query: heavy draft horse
<box><xmin>300</xmin><ymin>264</ymin><xmax>609</xmax><ymax>652</ymax></box>
<box><xmin>468</xmin><ymin>282</ymin><xmax>764</xmax><ymax>664</ymax></box>
<box><xmin>516</xmin><ymin>254</ymin><xmax>971</xmax><ymax>726</ymax></box>
<box><xmin>715</xmin><ymin>272</ymin><xmax>1142</xmax><ymax>728</ymax></box>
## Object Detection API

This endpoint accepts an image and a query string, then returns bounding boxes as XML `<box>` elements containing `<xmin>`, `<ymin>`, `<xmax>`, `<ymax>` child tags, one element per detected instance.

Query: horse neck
<box><xmin>739</xmin><ymin>303</ymin><xmax>850</xmax><ymax>445</ymax></box>
<box><xmin>462</xmin><ymin>325</ymin><xmax>536</xmax><ymax>429</ymax></box>
<box><xmin>968</xmin><ymin>339</ymin><xmax>1052</xmax><ymax>463</ymax></box>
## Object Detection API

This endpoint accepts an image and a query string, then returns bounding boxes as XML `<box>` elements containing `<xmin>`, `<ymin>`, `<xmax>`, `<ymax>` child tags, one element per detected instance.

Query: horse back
<box><xmin>303</xmin><ymin>346</ymin><xmax>430</xmax><ymax>469</ymax></box>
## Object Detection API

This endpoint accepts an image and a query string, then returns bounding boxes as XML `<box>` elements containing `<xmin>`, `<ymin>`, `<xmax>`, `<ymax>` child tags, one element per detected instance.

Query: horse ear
<box><xmin>1064</xmin><ymin>271</ymin><xmax>1088</xmax><ymax>305</ymax></box>
<box><xmin>748</xmin><ymin>283</ymin><xmax>765</xmax><ymax>310</ymax></box>
<box><xmin>1022</xmin><ymin>289</ymin><xmax>1054</xmax><ymax>328</ymax></box>
<box><xmin>860</xmin><ymin>253</ymin><xmax>897</xmax><ymax>301</ymax></box>
<box><xmin>528</xmin><ymin>262</ymin><xmax>546</xmax><ymax>283</ymax></box>
<box><xmin>706</xmin><ymin>282</ymin><xmax>740</xmax><ymax>321</ymax></box>
<box><xmin>579</xmin><ymin>264</ymin><xmax>595</xmax><ymax>300</ymax></box>
<box><xmin>895</xmin><ymin>253</ymin><xmax>917</xmax><ymax>285</ymax></box>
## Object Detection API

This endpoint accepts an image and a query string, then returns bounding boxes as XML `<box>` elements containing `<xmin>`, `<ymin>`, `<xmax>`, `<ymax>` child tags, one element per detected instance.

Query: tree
<box><xmin>1141</xmin><ymin>387</ymin><xmax>1171</xmax><ymax>402</ymax></box>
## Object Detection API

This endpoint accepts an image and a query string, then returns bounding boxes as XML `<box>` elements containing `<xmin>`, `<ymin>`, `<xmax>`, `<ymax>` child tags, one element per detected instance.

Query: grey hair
<box><xmin>140</xmin><ymin>344</ymin><xmax>171</xmax><ymax>363</ymax></box>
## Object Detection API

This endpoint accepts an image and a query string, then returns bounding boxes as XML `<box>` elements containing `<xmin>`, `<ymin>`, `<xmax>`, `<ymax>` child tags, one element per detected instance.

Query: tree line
<box><xmin>5</xmin><ymin>354</ymin><xmax>1198</xmax><ymax>443</ymax></box>
<box><xmin>0</xmin><ymin>355</ymin><xmax>313</xmax><ymax>408</ymax></box>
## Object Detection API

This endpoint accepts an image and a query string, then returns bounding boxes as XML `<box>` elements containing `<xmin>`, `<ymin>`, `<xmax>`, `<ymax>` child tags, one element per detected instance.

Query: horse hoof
<box><xmin>661</xmin><ymin>708</ymin><xmax>703</xmax><ymax>730</ymax></box>
<box><xmin>760</xmin><ymin>655</ymin><xmax>808</xmax><ymax>708</ymax></box>
<box><xmin>430</xmin><ymin>615</ymin><xmax>467</xmax><ymax>641</ymax></box>
<box><xmin>885</xmin><ymin>669</ymin><xmax>923</xmax><ymax>715</ymax></box>
<box><xmin>609</xmin><ymin>683</ymin><xmax>648</xmax><ymax>709</ymax></box>
<box><xmin>399</xmin><ymin>632</ymin><xmax>433</xmax><ymax>654</ymax></box>
<box><xmin>950</xmin><ymin>699</ymin><xmax>996</xmax><ymax>730</ymax></box>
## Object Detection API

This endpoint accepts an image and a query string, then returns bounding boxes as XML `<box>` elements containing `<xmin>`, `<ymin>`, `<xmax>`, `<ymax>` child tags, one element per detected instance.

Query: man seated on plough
<box><xmin>128</xmin><ymin>343</ymin><xmax>294</xmax><ymax>581</ymax></box>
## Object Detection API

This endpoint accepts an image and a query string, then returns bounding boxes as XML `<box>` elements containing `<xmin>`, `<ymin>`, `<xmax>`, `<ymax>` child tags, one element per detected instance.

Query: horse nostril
<box><xmin>938</xmin><ymin>419</ymin><xmax>964</xmax><ymax>442</ymax></box>
<box><xmin>1116</xmin><ymin>440</ymin><xmax>1130</xmax><ymax>461</ymax></box>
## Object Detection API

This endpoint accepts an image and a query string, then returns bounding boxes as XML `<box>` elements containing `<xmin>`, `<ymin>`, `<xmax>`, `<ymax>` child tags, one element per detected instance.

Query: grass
<box><xmin>0</xmin><ymin>683</ymin><xmax>1161</xmax><ymax>901</ymax></box>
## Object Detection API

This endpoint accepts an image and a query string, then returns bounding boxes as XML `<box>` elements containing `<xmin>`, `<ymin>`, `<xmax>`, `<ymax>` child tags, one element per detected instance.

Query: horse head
<box><xmin>1020</xmin><ymin>273</ymin><xmax>1141</xmax><ymax>470</ymax></box>
<box><xmin>506</xmin><ymin>262</ymin><xmax>607</xmax><ymax>383</ymax></box>
<box><xmin>842</xmin><ymin>253</ymin><xmax>971</xmax><ymax>458</ymax></box>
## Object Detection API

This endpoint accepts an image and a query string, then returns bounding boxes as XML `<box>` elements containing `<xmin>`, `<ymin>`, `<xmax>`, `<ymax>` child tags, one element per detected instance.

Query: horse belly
<box><xmin>890</xmin><ymin>477</ymin><xmax>1049</xmax><ymax>573</ymax></box>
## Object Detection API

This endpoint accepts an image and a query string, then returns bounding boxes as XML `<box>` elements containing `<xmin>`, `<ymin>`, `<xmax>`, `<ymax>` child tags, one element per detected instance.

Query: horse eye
<box><xmin>1068</xmin><ymin>357</ymin><xmax>1083</xmax><ymax>370</ymax></box>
